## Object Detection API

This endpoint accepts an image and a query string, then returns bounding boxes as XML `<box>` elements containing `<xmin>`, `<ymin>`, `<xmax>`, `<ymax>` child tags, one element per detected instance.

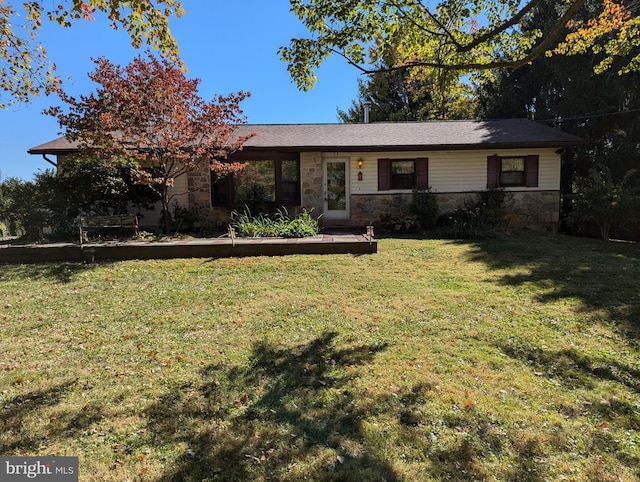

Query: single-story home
<box><xmin>29</xmin><ymin>119</ymin><xmax>583</xmax><ymax>231</ymax></box>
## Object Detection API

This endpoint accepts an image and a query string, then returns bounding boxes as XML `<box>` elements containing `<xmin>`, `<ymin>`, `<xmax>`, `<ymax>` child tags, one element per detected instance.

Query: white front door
<box><xmin>323</xmin><ymin>159</ymin><xmax>349</xmax><ymax>219</ymax></box>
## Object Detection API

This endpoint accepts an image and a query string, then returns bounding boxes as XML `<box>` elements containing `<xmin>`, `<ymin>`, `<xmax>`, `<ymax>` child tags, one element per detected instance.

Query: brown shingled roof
<box><xmin>28</xmin><ymin>119</ymin><xmax>583</xmax><ymax>155</ymax></box>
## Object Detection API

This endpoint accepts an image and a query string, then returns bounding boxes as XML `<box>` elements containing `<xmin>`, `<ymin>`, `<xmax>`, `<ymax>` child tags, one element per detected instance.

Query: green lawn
<box><xmin>1</xmin><ymin>233</ymin><xmax>639</xmax><ymax>481</ymax></box>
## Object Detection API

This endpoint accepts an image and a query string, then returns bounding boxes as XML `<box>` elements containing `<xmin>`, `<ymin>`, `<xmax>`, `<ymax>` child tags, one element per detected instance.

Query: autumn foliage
<box><xmin>553</xmin><ymin>0</ymin><xmax>640</xmax><ymax>74</ymax></box>
<box><xmin>0</xmin><ymin>1</ymin><xmax>185</xmax><ymax>108</ymax></box>
<box><xmin>47</xmin><ymin>52</ymin><xmax>253</xmax><ymax>233</ymax></box>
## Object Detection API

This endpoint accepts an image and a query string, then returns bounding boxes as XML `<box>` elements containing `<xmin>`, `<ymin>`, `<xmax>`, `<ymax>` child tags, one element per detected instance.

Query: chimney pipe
<box><xmin>363</xmin><ymin>101</ymin><xmax>371</xmax><ymax>123</ymax></box>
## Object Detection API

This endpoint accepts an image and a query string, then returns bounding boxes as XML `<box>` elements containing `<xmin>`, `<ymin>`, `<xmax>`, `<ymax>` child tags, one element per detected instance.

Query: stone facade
<box><xmin>504</xmin><ymin>191</ymin><xmax>560</xmax><ymax>231</ymax></box>
<box><xmin>349</xmin><ymin>190</ymin><xmax>560</xmax><ymax>231</ymax></box>
<box><xmin>350</xmin><ymin>193</ymin><xmax>413</xmax><ymax>226</ymax></box>
<box><xmin>300</xmin><ymin>152</ymin><xmax>323</xmax><ymax>213</ymax></box>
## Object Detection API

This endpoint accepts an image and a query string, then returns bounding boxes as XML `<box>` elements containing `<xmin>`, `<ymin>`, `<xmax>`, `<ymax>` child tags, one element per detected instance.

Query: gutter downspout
<box><xmin>42</xmin><ymin>154</ymin><xmax>57</xmax><ymax>168</ymax></box>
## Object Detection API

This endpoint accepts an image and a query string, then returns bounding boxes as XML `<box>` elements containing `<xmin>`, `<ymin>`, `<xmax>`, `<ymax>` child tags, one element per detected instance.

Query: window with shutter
<box><xmin>378</xmin><ymin>158</ymin><xmax>391</xmax><ymax>191</ymax></box>
<box><xmin>487</xmin><ymin>155</ymin><xmax>539</xmax><ymax>188</ymax></box>
<box><xmin>378</xmin><ymin>158</ymin><xmax>429</xmax><ymax>190</ymax></box>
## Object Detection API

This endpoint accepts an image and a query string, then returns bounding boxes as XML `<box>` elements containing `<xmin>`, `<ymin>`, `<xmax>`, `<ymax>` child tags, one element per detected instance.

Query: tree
<box><xmin>570</xmin><ymin>165</ymin><xmax>640</xmax><ymax>240</ymax></box>
<box><xmin>338</xmin><ymin>50</ymin><xmax>477</xmax><ymax>122</ymax></box>
<box><xmin>53</xmin><ymin>156</ymin><xmax>160</xmax><ymax>217</ymax></box>
<box><xmin>477</xmin><ymin>0</ymin><xmax>640</xmax><ymax>234</ymax></box>
<box><xmin>280</xmin><ymin>0</ymin><xmax>639</xmax><ymax>91</ymax></box>
<box><xmin>0</xmin><ymin>174</ymin><xmax>54</xmax><ymax>238</ymax></box>
<box><xmin>47</xmin><ymin>52</ymin><xmax>253</xmax><ymax>233</ymax></box>
<box><xmin>0</xmin><ymin>0</ymin><xmax>185</xmax><ymax>108</ymax></box>
<box><xmin>552</xmin><ymin>0</ymin><xmax>640</xmax><ymax>75</ymax></box>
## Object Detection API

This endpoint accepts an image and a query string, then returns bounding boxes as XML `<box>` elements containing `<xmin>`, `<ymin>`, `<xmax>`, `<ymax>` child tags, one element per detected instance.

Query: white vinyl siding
<box><xmin>345</xmin><ymin>148</ymin><xmax>560</xmax><ymax>195</ymax></box>
<box><xmin>133</xmin><ymin>174</ymin><xmax>190</xmax><ymax>228</ymax></box>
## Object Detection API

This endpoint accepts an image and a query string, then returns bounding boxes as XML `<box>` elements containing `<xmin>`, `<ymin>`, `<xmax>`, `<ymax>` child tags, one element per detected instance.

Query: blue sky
<box><xmin>0</xmin><ymin>1</ymin><xmax>361</xmax><ymax>181</ymax></box>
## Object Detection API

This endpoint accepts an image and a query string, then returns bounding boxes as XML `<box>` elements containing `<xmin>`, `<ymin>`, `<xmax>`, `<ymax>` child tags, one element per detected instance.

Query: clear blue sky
<box><xmin>0</xmin><ymin>1</ymin><xmax>361</xmax><ymax>181</ymax></box>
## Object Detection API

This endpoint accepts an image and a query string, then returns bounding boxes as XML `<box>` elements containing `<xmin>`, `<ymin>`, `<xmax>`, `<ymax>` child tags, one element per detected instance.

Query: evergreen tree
<box><xmin>338</xmin><ymin>52</ymin><xmax>477</xmax><ymax>122</ymax></box>
<box><xmin>477</xmin><ymin>0</ymin><xmax>640</xmax><ymax>232</ymax></box>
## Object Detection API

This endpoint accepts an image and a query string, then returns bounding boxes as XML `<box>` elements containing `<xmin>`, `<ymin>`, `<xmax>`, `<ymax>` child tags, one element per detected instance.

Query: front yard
<box><xmin>1</xmin><ymin>233</ymin><xmax>639</xmax><ymax>481</ymax></box>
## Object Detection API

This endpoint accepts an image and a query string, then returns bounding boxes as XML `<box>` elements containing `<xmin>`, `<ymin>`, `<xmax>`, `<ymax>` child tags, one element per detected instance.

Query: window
<box><xmin>211</xmin><ymin>155</ymin><xmax>300</xmax><ymax>207</ymax></box>
<box><xmin>500</xmin><ymin>157</ymin><xmax>525</xmax><ymax>186</ymax></box>
<box><xmin>487</xmin><ymin>155</ymin><xmax>539</xmax><ymax>188</ymax></box>
<box><xmin>391</xmin><ymin>160</ymin><xmax>415</xmax><ymax>189</ymax></box>
<box><xmin>378</xmin><ymin>158</ymin><xmax>429</xmax><ymax>191</ymax></box>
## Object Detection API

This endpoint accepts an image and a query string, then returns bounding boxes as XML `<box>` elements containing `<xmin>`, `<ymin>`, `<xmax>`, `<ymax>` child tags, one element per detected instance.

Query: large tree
<box><xmin>47</xmin><ymin>52</ymin><xmax>253</xmax><ymax>233</ymax></box>
<box><xmin>280</xmin><ymin>0</ymin><xmax>639</xmax><ymax>91</ymax></box>
<box><xmin>0</xmin><ymin>0</ymin><xmax>184</xmax><ymax>108</ymax></box>
<box><xmin>477</xmin><ymin>0</ymin><xmax>640</xmax><ymax>234</ymax></box>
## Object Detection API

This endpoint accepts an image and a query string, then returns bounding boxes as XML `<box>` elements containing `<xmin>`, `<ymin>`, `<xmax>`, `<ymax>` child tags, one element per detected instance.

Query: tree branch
<box><xmin>456</xmin><ymin>0</ymin><xmax>545</xmax><ymax>54</ymax></box>
<box><xmin>354</xmin><ymin>0</ymin><xmax>587</xmax><ymax>74</ymax></box>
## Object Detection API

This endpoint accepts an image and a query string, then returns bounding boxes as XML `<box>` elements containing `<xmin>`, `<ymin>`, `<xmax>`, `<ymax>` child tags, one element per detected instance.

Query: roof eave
<box><xmin>241</xmin><ymin>141</ymin><xmax>585</xmax><ymax>153</ymax></box>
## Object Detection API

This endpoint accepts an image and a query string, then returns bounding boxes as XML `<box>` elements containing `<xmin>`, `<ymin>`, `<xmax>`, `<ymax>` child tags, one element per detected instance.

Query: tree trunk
<box><xmin>161</xmin><ymin>183</ymin><xmax>170</xmax><ymax>234</ymax></box>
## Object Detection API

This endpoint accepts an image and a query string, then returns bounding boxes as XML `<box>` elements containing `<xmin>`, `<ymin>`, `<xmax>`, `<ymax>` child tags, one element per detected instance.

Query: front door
<box><xmin>324</xmin><ymin>159</ymin><xmax>349</xmax><ymax>219</ymax></box>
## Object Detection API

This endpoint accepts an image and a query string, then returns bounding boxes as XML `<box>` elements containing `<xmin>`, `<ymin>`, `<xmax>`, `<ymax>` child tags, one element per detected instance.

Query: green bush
<box><xmin>569</xmin><ymin>165</ymin><xmax>639</xmax><ymax>240</ymax></box>
<box><xmin>231</xmin><ymin>207</ymin><xmax>320</xmax><ymax>238</ymax></box>
<box><xmin>439</xmin><ymin>209</ymin><xmax>500</xmax><ymax>239</ymax></box>
<box><xmin>378</xmin><ymin>213</ymin><xmax>421</xmax><ymax>234</ymax></box>
<box><xmin>474</xmin><ymin>188</ymin><xmax>508</xmax><ymax>226</ymax></box>
<box><xmin>438</xmin><ymin>189</ymin><xmax>508</xmax><ymax>239</ymax></box>
<box><xmin>0</xmin><ymin>159</ymin><xmax>160</xmax><ymax>241</ymax></box>
<box><xmin>0</xmin><ymin>174</ymin><xmax>55</xmax><ymax>240</ymax></box>
<box><xmin>170</xmin><ymin>203</ymin><xmax>217</xmax><ymax>235</ymax></box>
<box><xmin>411</xmin><ymin>188</ymin><xmax>439</xmax><ymax>228</ymax></box>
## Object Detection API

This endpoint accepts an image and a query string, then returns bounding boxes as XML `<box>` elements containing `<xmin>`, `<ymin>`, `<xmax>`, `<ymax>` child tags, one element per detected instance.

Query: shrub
<box><xmin>171</xmin><ymin>203</ymin><xmax>217</xmax><ymax>235</ymax></box>
<box><xmin>0</xmin><ymin>174</ymin><xmax>55</xmax><ymax>240</ymax></box>
<box><xmin>439</xmin><ymin>189</ymin><xmax>508</xmax><ymax>239</ymax></box>
<box><xmin>0</xmin><ymin>159</ymin><xmax>160</xmax><ymax>241</ymax></box>
<box><xmin>473</xmin><ymin>188</ymin><xmax>509</xmax><ymax>226</ymax></box>
<box><xmin>569</xmin><ymin>165</ymin><xmax>639</xmax><ymax>241</ymax></box>
<box><xmin>439</xmin><ymin>209</ymin><xmax>500</xmax><ymax>239</ymax></box>
<box><xmin>275</xmin><ymin>208</ymin><xmax>320</xmax><ymax>237</ymax></box>
<box><xmin>411</xmin><ymin>188</ymin><xmax>439</xmax><ymax>228</ymax></box>
<box><xmin>378</xmin><ymin>213</ymin><xmax>422</xmax><ymax>234</ymax></box>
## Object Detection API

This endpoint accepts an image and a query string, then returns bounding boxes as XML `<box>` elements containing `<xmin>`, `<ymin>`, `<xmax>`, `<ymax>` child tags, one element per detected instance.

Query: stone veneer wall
<box><xmin>300</xmin><ymin>152</ymin><xmax>323</xmax><ymax>213</ymax></box>
<box><xmin>184</xmin><ymin>164</ymin><xmax>231</xmax><ymax>223</ymax></box>
<box><xmin>350</xmin><ymin>190</ymin><xmax>560</xmax><ymax>232</ymax></box>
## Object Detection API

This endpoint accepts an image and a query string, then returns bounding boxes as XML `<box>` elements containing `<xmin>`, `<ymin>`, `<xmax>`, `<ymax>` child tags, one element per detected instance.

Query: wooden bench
<box><xmin>79</xmin><ymin>214</ymin><xmax>138</xmax><ymax>245</ymax></box>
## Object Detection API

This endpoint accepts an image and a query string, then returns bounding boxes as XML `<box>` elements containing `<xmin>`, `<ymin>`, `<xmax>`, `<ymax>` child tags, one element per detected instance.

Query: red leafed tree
<box><xmin>47</xmin><ymin>52</ymin><xmax>253</xmax><ymax>233</ymax></box>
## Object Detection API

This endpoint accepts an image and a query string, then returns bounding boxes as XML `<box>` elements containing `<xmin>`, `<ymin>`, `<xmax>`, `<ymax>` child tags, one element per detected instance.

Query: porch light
<box><xmin>357</xmin><ymin>158</ymin><xmax>363</xmax><ymax>169</ymax></box>
<box><xmin>357</xmin><ymin>171</ymin><xmax>363</xmax><ymax>181</ymax></box>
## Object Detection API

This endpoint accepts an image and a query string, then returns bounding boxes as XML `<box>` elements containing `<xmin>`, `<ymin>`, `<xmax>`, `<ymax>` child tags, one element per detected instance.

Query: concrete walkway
<box><xmin>0</xmin><ymin>233</ymin><xmax>377</xmax><ymax>264</ymax></box>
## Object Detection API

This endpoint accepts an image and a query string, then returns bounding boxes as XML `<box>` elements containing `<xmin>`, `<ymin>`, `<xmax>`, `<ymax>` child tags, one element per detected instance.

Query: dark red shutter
<box><xmin>378</xmin><ymin>158</ymin><xmax>391</xmax><ymax>191</ymax></box>
<box><xmin>415</xmin><ymin>157</ymin><xmax>429</xmax><ymax>188</ymax></box>
<box><xmin>525</xmin><ymin>155</ymin><xmax>539</xmax><ymax>187</ymax></box>
<box><xmin>487</xmin><ymin>155</ymin><xmax>500</xmax><ymax>188</ymax></box>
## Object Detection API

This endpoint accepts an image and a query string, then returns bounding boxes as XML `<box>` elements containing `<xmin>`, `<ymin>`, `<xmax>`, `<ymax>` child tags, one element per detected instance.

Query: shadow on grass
<box><xmin>460</xmin><ymin>234</ymin><xmax>640</xmax><ymax>328</ymax></box>
<box><xmin>2</xmin><ymin>379</ymin><xmax>104</xmax><ymax>453</ymax></box>
<box><xmin>496</xmin><ymin>341</ymin><xmax>640</xmax><ymax>470</ymax></box>
<box><xmin>498</xmin><ymin>344</ymin><xmax>640</xmax><ymax>394</ymax></box>
<box><xmin>145</xmin><ymin>332</ymin><xmax>399</xmax><ymax>481</ymax></box>
<box><xmin>0</xmin><ymin>263</ymin><xmax>100</xmax><ymax>283</ymax></box>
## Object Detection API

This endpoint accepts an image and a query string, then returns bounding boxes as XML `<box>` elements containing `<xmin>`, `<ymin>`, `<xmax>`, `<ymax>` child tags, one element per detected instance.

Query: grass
<box><xmin>1</xmin><ymin>232</ymin><xmax>639</xmax><ymax>481</ymax></box>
